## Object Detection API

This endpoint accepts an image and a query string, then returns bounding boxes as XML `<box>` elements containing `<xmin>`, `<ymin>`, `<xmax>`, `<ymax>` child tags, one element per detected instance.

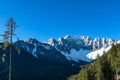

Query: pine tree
<box><xmin>108</xmin><ymin>44</ymin><xmax>119</xmax><ymax>79</ymax></box>
<box><xmin>5</xmin><ymin>17</ymin><xmax>18</xmax><ymax>80</ymax></box>
<box><xmin>101</xmin><ymin>56</ymin><xmax>114</xmax><ymax>80</ymax></box>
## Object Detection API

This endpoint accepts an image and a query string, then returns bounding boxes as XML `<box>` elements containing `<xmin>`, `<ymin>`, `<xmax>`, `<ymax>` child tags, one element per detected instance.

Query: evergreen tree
<box><xmin>102</xmin><ymin>56</ymin><xmax>114</xmax><ymax>80</ymax></box>
<box><xmin>5</xmin><ymin>17</ymin><xmax>18</xmax><ymax>80</ymax></box>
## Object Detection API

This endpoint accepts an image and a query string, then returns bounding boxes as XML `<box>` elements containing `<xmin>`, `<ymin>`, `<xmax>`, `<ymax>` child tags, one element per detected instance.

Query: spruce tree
<box><xmin>5</xmin><ymin>17</ymin><xmax>17</xmax><ymax>80</ymax></box>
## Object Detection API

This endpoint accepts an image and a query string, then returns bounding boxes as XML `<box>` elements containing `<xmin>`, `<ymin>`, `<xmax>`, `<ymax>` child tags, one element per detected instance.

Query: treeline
<box><xmin>69</xmin><ymin>44</ymin><xmax>120</xmax><ymax>80</ymax></box>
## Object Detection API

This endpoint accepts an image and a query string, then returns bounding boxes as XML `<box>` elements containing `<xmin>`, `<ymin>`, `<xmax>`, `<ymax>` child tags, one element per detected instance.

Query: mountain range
<box><xmin>16</xmin><ymin>35</ymin><xmax>117</xmax><ymax>63</ymax></box>
<box><xmin>0</xmin><ymin>35</ymin><xmax>119</xmax><ymax>80</ymax></box>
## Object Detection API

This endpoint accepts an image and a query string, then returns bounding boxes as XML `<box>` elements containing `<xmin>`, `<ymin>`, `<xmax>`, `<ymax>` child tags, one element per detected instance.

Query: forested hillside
<box><xmin>69</xmin><ymin>43</ymin><xmax>120</xmax><ymax>80</ymax></box>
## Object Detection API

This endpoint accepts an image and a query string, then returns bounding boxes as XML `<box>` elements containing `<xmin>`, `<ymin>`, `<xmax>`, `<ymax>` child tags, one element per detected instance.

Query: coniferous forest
<box><xmin>69</xmin><ymin>44</ymin><xmax>120</xmax><ymax>80</ymax></box>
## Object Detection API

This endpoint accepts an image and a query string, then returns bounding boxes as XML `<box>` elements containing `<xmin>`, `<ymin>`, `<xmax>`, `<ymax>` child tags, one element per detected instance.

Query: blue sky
<box><xmin>0</xmin><ymin>0</ymin><xmax>120</xmax><ymax>42</ymax></box>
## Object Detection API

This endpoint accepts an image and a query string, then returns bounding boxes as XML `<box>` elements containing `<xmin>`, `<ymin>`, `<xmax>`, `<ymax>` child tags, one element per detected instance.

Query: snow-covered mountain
<box><xmin>15</xmin><ymin>35</ymin><xmax>117</xmax><ymax>64</ymax></box>
<box><xmin>45</xmin><ymin>35</ymin><xmax>116</xmax><ymax>61</ymax></box>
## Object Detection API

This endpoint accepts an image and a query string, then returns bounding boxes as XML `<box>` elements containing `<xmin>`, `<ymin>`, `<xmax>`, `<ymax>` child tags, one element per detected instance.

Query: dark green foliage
<box><xmin>101</xmin><ymin>55</ymin><xmax>114</xmax><ymax>80</ymax></box>
<box><xmin>69</xmin><ymin>44</ymin><xmax>120</xmax><ymax>80</ymax></box>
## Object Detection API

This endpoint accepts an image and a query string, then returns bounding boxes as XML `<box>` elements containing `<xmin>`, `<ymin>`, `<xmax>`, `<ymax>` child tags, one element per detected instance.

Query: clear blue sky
<box><xmin>0</xmin><ymin>0</ymin><xmax>120</xmax><ymax>42</ymax></box>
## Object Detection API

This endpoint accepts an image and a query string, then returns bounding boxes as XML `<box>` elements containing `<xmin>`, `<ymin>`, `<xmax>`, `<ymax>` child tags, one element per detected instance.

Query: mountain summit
<box><xmin>15</xmin><ymin>35</ymin><xmax>117</xmax><ymax>64</ymax></box>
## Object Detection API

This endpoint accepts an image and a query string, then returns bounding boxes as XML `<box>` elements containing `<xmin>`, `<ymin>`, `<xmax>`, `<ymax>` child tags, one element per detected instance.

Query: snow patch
<box><xmin>32</xmin><ymin>43</ymin><xmax>38</xmax><ymax>58</ymax></box>
<box><xmin>42</xmin><ymin>45</ymin><xmax>51</xmax><ymax>50</ymax></box>
<box><xmin>45</xmin><ymin>38</ymin><xmax>56</xmax><ymax>46</ymax></box>
<box><xmin>87</xmin><ymin>46</ymin><xmax>112</xmax><ymax>59</ymax></box>
<box><xmin>117</xmin><ymin>40</ymin><xmax>120</xmax><ymax>44</ymax></box>
<box><xmin>26</xmin><ymin>46</ymin><xmax>29</xmax><ymax>52</ymax></box>
<box><xmin>59</xmin><ymin>49</ymin><xmax>92</xmax><ymax>62</ymax></box>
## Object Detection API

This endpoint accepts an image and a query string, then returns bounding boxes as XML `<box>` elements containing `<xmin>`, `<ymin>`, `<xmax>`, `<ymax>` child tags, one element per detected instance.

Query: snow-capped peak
<box><xmin>64</xmin><ymin>35</ymin><xmax>74</xmax><ymax>39</ymax></box>
<box><xmin>58</xmin><ymin>37</ymin><xmax>64</xmax><ymax>45</ymax></box>
<box><xmin>45</xmin><ymin>38</ymin><xmax>58</xmax><ymax>46</ymax></box>
<box><xmin>25</xmin><ymin>38</ymin><xmax>40</xmax><ymax>44</ymax></box>
<box><xmin>44</xmin><ymin>35</ymin><xmax>116</xmax><ymax>62</ymax></box>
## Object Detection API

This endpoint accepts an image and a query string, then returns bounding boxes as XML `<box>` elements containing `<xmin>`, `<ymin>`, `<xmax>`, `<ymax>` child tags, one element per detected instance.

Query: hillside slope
<box><xmin>0</xmin><ymin>42</ymin><xmax>80</xmax><ymax>80</ymax></box>
<box><xmin>69</xmin><ymin>43</ymin><xmax>120</xmax><ymax>80</ymax></box>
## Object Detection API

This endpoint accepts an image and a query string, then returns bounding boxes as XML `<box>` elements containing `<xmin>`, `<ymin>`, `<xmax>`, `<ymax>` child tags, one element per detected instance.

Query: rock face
<box><xmin>45</xmin><ymin>35</ymin><xmax>115</xmax><ymax>61</ymax></box>
<box><xmin>15</xmin><ymin>35</ymin><xmax>116</xmax><ymax>63</ymax></box>
<box><xmin>46</xmin><ymin>35</ymin><xmax>114</xmax><ymax>52</ymax></box>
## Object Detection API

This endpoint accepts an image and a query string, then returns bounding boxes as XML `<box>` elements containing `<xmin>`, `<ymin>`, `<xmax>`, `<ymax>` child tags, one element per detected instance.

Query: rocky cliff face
<box><xmin>15</xmin><ymin>35</ymin><xmax>116</xmax><ymax>63</ymax></box>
